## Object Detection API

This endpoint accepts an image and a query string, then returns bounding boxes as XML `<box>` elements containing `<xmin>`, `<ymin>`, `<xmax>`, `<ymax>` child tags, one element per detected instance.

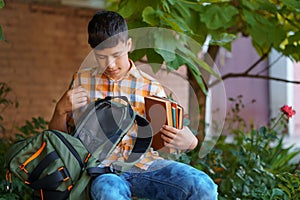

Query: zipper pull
<box><xmin>5</xmin><ymin>170</ymin><xmax>12</xmax><ymax>192</ymax></box>
<box><xmin>82</xmin><ymin>153</ymin><xmax>91</xmax><ymax>171</ymax></box>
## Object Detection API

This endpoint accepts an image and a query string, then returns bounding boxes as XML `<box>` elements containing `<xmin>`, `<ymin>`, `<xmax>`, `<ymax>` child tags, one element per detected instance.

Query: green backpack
<box><xmin>6</xmin><ymin>96</ymin><xmax>153</xmax><ymax>200</ymax></box>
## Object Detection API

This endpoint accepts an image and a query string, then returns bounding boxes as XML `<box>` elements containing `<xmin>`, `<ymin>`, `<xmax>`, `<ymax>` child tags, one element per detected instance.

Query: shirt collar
<box><xmin>101</xmin><ymin>59</ymin><xmax>141</xmax><ymax>81</ymax></box>
<box><xmin>126</xmin><ymin>60</ymin><xmax>141</xmax><ymax>79</ymax></box>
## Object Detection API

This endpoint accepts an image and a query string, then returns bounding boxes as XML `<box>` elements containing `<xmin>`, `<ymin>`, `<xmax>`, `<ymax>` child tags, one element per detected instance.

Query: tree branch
<box><xmin>243</xmin><ymin>52</ymin><xmax>269</xmax><ymax>74</ymax></box>
<box><xmin>209</xmin><ymin>73</ymin><xmax>300</xmax><ymax>88</ymax></box>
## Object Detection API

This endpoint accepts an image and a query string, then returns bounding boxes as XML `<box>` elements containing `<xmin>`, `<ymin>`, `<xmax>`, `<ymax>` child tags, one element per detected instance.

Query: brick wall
<box><xmin>0</xmin><ymin>1</ymin><xmax>97</xmax><ymax>136</ymax></box>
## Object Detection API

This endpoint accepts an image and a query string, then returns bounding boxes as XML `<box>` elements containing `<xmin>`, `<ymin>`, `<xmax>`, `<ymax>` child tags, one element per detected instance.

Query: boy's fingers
<box><xmin>160</xmin><ymin>128</ymin><xmax>176</xmax><ymax>138</ymax></box>
<box><xmin>162</xmin><ymin>125</ymin><xmax>179</xmax><ymax>133</ymax></box>
<box><xmin>161</xmin><ymin>133</ymin><xmax>174</xmax><ymax>143</ymax></box>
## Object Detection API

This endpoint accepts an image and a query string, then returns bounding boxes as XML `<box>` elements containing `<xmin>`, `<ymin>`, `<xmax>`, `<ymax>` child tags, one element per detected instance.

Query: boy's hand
<box><xmin>160</xmin><ymin>125</ymin><xmax>198</xmax><ymax>150</ymax></box>
<box><xmin>49</xmin><ymin>86</ymin><xmax>89</xmax><ymax>131</ymax></box>
<box><xmin>56</xmin><ymin>86</ymin><xmax>89</xmax><ymax>116</ymax></box>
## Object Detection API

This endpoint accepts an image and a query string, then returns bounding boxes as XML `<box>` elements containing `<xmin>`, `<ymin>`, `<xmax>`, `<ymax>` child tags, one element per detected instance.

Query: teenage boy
<box><xmin>49</xmin><ymin>10</ymin><xmax>218</xmax><ymax>200</ymax></box>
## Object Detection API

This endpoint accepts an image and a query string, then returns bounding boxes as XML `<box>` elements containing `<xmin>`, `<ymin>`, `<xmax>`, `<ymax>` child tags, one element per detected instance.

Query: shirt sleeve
<box><xmin>66</xmin><ymin>72</ymin><xmax>78</xmax><ymax>134</ymax></box>
<box><xmin>152</xmin><ymin>81</ymin><xmax>166</xmax><ymax>97</ymax></box>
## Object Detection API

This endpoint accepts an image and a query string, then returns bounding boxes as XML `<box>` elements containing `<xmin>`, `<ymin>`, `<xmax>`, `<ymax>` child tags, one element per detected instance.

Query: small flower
<box><xmin>280</xmin><ymin>105</ymin><xmax>296</xmax><ymax>119</ymax></box>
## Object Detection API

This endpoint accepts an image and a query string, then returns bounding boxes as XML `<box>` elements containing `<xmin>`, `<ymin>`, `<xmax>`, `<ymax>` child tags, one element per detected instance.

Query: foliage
<box><xmin>224</xmin><ymin>95</ymin><xmax>256</xmax><ymax>133</ymax></box>
<box><xmin>0</xmin><ymin>120</ymin><xmax>48</xmax><ymax>199</ymax></box>
<box><xmin>15</xmin><ymin>117</ymin><xmax>48</xmax><ymax>139</ymax></box>
<box><xmin>107</xmin><ymin>0</ymin><xmax>300</xmax><ymax>134</ymax></box>
<box><xmin>0</xmin><ymin>83</ymin><xmax>18</xmax><ymax>133</ymax></box>
<box><xmin>0</xmin><ymin>83</ymin><xmax>48</xmax><ymax>199</ymax></box>
<box><xmin>0</xmin><ymin>138</ymin><xmax>32</xmax><ymax>200</ymax></box>
<box><xmin>179</xmin><ymin>97</ymin><xmax>300</xmax><ymax>199</ymax></box>
<box><xmin>0</xmin><ymin>0</ymin><xmax>5</xmax><ymax>41</ymax></box>
<box><xmin>108</xmin><ymin>0</ymin><xmax>300</xmax><ymax>90</ymax></box>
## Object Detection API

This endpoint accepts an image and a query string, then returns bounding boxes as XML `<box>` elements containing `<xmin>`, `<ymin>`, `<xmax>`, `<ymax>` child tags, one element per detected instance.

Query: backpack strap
<box><xmin>28</xmin><ymin>167</ymin><xmax>71</xmax><ymax>190</ymax></box>
<box><xmin>127</xmin><ymin>114</ymin><xmax>153</xmax><ymax>162</ymax></box>
<box><xmin>40</xmin><ymin>189</ymin><xmax>69</xmax><ymax>200</ymax></box>
<box><xmin>112</xmin><ymin>113</ymin><xmax>153</xmax><ymax>172</ymax></box>
<box><xmin>28</xmin><ymin>151</ymin><xmax>59</xmax><ymax>183</ymax></box>
<box><xmin>87</xmin><ymin>112</ymin><xmax>153</xmax><ymax>176</ymax></box>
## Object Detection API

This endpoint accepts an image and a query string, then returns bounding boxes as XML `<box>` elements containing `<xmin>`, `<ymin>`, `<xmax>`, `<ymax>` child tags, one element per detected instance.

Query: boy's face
<box><xmin>94</xmin><ymin>38</ymin><xmax>132</xmax><ymax>81</ymax></box>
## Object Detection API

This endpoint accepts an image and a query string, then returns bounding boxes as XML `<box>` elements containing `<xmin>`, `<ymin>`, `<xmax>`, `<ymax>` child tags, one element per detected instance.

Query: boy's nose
<box><xmin>107</xmin><ymin>57</ymin><xmax>116</xmax><ymax>68</ymax></box>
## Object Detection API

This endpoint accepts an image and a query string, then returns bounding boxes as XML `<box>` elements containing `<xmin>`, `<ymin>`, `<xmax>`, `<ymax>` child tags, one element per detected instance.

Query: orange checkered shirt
<box><xmin>68</xmin><ymin>60</ymin><xmax>165</xmax><ymax>170</ymax></box>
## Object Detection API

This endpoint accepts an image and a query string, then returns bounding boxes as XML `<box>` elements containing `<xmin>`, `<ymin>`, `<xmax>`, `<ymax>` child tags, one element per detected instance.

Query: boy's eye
<box><xmin>113</xmin><ymin>53</ymin><xmax>121</xmax><ymax>58</ymax></box>
<box><xmin>97</xmin><ymin>55</ymin><xmax>106</xmax><ymax>59</ymax></box>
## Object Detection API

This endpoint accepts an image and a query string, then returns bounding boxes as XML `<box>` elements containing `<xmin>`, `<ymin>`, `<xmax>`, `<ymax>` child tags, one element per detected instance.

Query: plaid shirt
<box><xmin>68</xmin><ymin>60</ymin><xmax>165</xmax><ymax>170</ymax></box>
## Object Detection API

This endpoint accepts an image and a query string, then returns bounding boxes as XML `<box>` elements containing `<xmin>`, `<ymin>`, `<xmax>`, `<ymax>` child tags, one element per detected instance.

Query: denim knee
<box><xmin>142</xmin><ymin>160</ymin><xmax>218</xmax><ymax>200</ymax></box>
<box><xmin>159</xmin><ymin>161</ymin><xmax>218</xmax><ymax>200</ymax></box>
<box><xmin>90</xmin><ymin>173</ymin><xmax>131</xmax><ymax>200</ymax></box>
<box><xmin>188</xmin><ymin>170</ymin><xmax>218</xmax><ymax>200</ymax></box>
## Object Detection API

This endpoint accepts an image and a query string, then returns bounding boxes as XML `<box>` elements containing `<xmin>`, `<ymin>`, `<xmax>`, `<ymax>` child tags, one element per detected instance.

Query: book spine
<box><xmin>171</xmin><ymin>102</ymin><xmax>178</xmax><ymax>128</ymax></box>
<box><xmin>171</xmin><ymin>106</ymin><xmax>176</xmax><ymax>128</ymax></box>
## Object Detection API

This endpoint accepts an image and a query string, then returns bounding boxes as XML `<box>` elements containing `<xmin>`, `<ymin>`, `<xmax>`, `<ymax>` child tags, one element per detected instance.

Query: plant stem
<box><xmin>270</xmin><ymin>114</ymin><xmax>284</xmax><ymax>131</ymax></box>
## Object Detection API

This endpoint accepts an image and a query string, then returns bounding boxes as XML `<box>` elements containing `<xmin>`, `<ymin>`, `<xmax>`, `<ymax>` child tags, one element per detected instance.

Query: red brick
<box><xmin>0</xmin><ymin>1</ymin><xmax>95</xmax><ymax>135</ymax></box>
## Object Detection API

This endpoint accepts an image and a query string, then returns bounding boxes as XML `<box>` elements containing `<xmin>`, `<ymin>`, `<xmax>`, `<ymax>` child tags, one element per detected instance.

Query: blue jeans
<box><xmin>90</xmin><ymin>160</ymin><xmax>218</xmax><ymax>200</ymax></box>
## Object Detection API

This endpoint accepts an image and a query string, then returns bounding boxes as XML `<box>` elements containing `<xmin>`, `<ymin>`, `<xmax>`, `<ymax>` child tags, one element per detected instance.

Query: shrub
<box><xmin>0</xmin><ymin>82</ymin><xmax>48</xmax><ymax>199</ymax></box>
<box><xmin>180</xmin><ymin>96</ymin><xmax>300</xmax><ymax>199</ymax></box>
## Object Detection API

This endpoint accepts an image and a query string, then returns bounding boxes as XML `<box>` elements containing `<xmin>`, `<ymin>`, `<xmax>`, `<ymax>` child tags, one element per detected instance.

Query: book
<box><xmin>171</xmin><ymin>102</ymin><xmax>177</xmax><ymax>128</ymax></box>
<box><xmin>144</xmin><ymin>95</ymin><xmax>183</xmax><ymax>153</ymax></box>
<box><xmin>177</xmin><ymin>106</ymin><xmax>183</xmax><ymax>129</ymax></box>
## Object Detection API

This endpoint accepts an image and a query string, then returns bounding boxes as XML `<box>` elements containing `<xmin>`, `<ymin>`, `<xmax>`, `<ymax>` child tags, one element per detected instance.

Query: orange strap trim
<box><xmin>20</xmin><ymin>141</ymin><xmax>46</xmax><ymax>173</ymax></box>
<box><xmin>6</xmin><ymin>170</ymin><xmax>12</xmax><ymax>192</ymax></box>
<box><xmin>5</xmin><ymin>170</ymin><xmax>12</xmax><ymax>183</ymax></box>
<box><xmin>40</xmin><ymin>189</ymin><xmax>44</xmax><ymax>200</ymax></box>
<box><xmin>84</xmin><ymin>153</ymin><xmax>91</xmax><ymax>163</ymax></box>
<box><xmin>68</xmin><ymin>185</ymin><xmax>73</xmax><ymax>191</ymax></box>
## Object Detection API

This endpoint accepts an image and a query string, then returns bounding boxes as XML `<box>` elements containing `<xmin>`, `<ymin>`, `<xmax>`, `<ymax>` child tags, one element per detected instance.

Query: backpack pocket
<box><xmin>11</xmin><ymin>139</ymin><xmax>73</xmax><ymax>193</ymax></box>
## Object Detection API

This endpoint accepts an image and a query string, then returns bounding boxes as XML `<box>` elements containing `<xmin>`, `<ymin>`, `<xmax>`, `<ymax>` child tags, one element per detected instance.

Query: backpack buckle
<box><xmin>110</xmin><ymin>164</ymin><xmax>122</xmax><ymax>174</ymax></box>
<box><xmin>109</xmin><ymin>165</ymin><xmax>115</xmax><ymax>173</ymax></box>
<box><xmin>58</xmin><ymin>167</ymin><xmax>70</xmax><ymax>181</ymax></box>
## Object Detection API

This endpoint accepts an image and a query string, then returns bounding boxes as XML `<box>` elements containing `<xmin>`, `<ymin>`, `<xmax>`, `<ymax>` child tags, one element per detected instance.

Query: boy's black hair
<box><xmin>88</xmin><ymin>10</ymin><xmax>128</xmax><ymax>49</ymax></box>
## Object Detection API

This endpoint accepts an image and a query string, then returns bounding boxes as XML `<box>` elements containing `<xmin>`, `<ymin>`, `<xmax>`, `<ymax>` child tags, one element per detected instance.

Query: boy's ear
<box><xmin>127</xmin><ymin>38</ymin><xmax>133</xmax><ymax>52</ymax></box>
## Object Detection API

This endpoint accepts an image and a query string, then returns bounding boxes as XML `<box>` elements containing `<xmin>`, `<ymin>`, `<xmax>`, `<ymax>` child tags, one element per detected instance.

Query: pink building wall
<box><xmin>216</xmin><ymin>36</ymin><xmax>269</xmax><ymax>129</ymax></box>
<box><xmin>294</xmin><ymin>62</ymin><xmax>300</xmax><ymax>136</ymax></box>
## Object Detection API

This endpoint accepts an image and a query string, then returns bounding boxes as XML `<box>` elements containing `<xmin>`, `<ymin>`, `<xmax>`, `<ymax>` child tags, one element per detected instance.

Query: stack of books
<box><xmin>144</xmin><ymin>95</ymin><xmax>183</xmax><ymax>153</ymax></box>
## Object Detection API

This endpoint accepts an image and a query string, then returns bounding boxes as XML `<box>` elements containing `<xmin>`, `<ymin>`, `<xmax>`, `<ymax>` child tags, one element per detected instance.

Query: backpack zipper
<box><xmin>19</xmin><ymin>141</ymin><xmax>47</xmax><ymax>173</ymax></box>
<box><xmin>7</xmin><ymin>138</ymin><xmax>32</xmax><ymax>171</ymax></box>
<box><xmin>6</xmin><ymin>170</ymin><xmax>12</xmax><ymax>192</ymax></box>
<box><xmin>6</xmin><ymin>137</ymin><xmax>36</xmax><ymax>192</ymax></box>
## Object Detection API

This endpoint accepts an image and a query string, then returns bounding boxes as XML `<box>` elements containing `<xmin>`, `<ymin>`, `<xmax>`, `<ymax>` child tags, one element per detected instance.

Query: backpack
<box><xmin>6</xmin><ymin>96</ymin><xmax>153</xmax><ymax>200</ymax></box>
<box><xmin>6</xmin><ymin>130</ymin><xmax>98</xmax><ymax>200</ymax></box>
<box><xmin>73</xmin><ymin>96</ymin><xmax>153</xmax><ymax>173</ymax></box>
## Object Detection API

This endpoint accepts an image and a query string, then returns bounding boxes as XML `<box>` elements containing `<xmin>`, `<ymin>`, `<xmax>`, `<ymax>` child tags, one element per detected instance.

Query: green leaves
<box><xmin>0</xmin><ymin>26</ymin><xmax>5</xmax><ymax>41</ymax></box>
<box><xmin>142</xmin><ymin>7</ymin><xmax>160</xmax><ymax>26</ymax></box>
<box><xmin>183</xmin><ymin>95</ymin><xmax>300</xmax><ymax>199</ymax></box>
<box><xmin>0</xmin><ymin>0</ymin><xmax>5</xmax><ymax>42</ymax></box>
<box><xmin>210</xmin><ymin>33</ymin><xmax>237</xmax><ymax>51</ymax></box>
<box><xmin>279</xmin><ymin>31</ymin><xmax>300</xmax><ymax>61</ymax></box>
<box><xmin>0</xmin><ymin>83</ymin><xmax>18</xmax><ymax>133</ymax></box>
<box><xmin>282</xmin><ymin>0</ymin><xmax>300</xmax><ymax>10</ymax></box>
<box><xmin>112</xmin><ymin>0</ymin><xmax>300</xmax><ymax>92</ymax></box>
<box><xmin>146</xmin><ymin>49</ymin><xmax>164</xmax><ymax>73</ymax></box>
<box><xmin>0</xmin><ymin>0</ymin><xmax>4</xmax><ymax>8</ymax></box>
<box><xmin>200</xmin><ymin>5</ymin><xmax>239</xmax><ymax>30</ymax></box>
<box><xmin>243</xmin><ymin>9</ymin><xmax>286</xmax><ymax>55</ymax></box>
<box><xmin>16</xmin><ymin>117</ymin><xmax>48</xmax><ymax>139</ymax></box>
